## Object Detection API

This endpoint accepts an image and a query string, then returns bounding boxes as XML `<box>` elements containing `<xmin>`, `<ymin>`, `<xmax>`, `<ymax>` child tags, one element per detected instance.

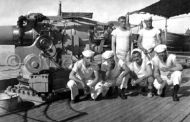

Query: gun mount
<box><xmin>1</xmin><ymin>13</ymin><xmax>71</xmax><ymax>103</ymax></box>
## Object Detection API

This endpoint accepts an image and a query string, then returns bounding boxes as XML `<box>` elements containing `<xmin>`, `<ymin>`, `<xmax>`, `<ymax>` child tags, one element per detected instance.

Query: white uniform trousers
<box><xmin>153</xmin><ymin>71</ymin><xmax>182</xmax><ymax>91</ymax></box>
<box><xmin>67</xmin><ymin>79</ymin><xmax>103</xmax><ymax>100</ymax></box>
<box><xmin>116</xmin><ymin>71</ymin><xmax>129</xmax><ymax>89</ymax></box>
<box><xmin>95</xmin><ymin>80</ymin><xmax>114</xmax><ymax>97</ymax></box>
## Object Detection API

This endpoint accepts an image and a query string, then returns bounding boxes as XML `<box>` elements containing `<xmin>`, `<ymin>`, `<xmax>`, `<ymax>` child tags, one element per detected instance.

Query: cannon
<box><xmin>2</xmin><ymin>13</ymin><xmax>71</xmax><ymax>103</ymax></box>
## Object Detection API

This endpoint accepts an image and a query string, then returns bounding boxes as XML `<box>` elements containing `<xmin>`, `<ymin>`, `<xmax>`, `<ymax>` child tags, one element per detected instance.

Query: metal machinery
<box><xmin>1</xmin><ymin>13</ymin><xmax>72</xmax><ymax>103</ymax></box>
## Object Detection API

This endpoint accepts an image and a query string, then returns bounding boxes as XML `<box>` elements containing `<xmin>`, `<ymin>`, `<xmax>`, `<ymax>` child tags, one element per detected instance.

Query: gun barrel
<box><xmin>0</xmin><ymin>26</ymin><xmax>20</xmax><ymax>45</ymax></box>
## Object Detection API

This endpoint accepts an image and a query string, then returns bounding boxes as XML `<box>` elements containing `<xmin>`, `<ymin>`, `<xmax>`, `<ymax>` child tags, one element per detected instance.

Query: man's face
<box><xmin>132</xmin><ymin>52</ymin><xmax>142</xmax><ymax>64</ymax></box>
<box><xmin>144</xmin><ymin>19</ymin><xmax>152</xmax><ymax>29</ymax></box>
<box><xmin>157</xmin><ymin>51</ymin><xmax>167</xmax><ymax>61</ymax></box>
<box><xmin>104</xmin><ymin>56</ymin><xmax>115</xmax><ymax>69</ymax></box>
<box><xmin>84</xmin><ymin>57</ymin><xmax>93</xmax><ymax>66</ymax></box>
<box><xmin>119</xmin><ymin>18</ymin><xmax>126</xmax><ymax>28</ymax></box>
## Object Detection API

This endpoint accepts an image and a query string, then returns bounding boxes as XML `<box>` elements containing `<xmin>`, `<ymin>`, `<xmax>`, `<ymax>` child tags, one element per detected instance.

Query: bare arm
<box><xmin>112</xmin><ymin>35</ymin><xmax>117</xmax><ymax>57</ymax></box>
<box><xmin>121</xmin><ymin>63</ymin><xmax>130</xmax><ymax>77</ymax></box>
<box><xmin>129</xmin><ymin>33</ymin><xmax>132</xmax><ymax>57</ymax></box>
<box><xmin>89</xmin><ymin>70</ymin><xmax>99</xmax><ymax>87</ymax></box>
<box><xmin>171</xmin><ymin>63</ymin><xmax>183</xmax><ymax>71</ymax></box>
<box><xmin>134</xmin><ymin>64</ymin><xmax>153</xmax><ymax>84</ymax></box>
<box><xmin>161</xmin><ymin>58</ymin><xmax>183</xmax><ymax>72</ymax></box>
<box><xmin>156</xmin><ymin>32</ymin><xmax>162</xmax><ymax>45</ymax></box>
<box><xmin>69</xmin><ymin>70</ymin><xmax>86</xmax><ymax>87</ymax></box>
<box><xmin>137</xmin><ymin>35</ymin><xmax>146</xmax><ymax>52</ymax></box>
<box><xmin>168</xmin><ymin>62</ymin><xmax>183</xmax><ymax>72</ymax></box>
<box><xmin>154</xmin><ymin>65</ymin><xmax>164</xmax><ymax>84</ymax></box>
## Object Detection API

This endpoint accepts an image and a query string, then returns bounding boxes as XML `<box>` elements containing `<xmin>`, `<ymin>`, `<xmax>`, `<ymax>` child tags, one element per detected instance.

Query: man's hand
<box><xmin>160</xmin><ymin>67</ymin><xmax>170</xmax><ymax>72</ymax></box>
<box><xmin>84</xmin><ymin>85</ymin><xmax>90</xmax><ymax>94</ymax></box>
<box><xmin>114</xmin><ymin>55</ymin><xmax>118</xmax><ymax>62</ymax></box>
<box><xmin>143</xmin><ymin>49</ymin><xmax>149</xmax><ymax>54</ymax></box>
<box><xmin>131</xmin><ymin>80</ymin><xmax>136</xmax><ymax>86</ymax></box>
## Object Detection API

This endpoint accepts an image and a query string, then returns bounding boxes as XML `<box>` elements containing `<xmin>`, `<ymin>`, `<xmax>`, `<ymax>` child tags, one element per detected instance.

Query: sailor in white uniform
<box><xmin>129</xmin><ymin>48</ymin><xmax>154</xmax><ymax>97</ymax></box>
<box><xmin>152</xmin><ymin>44</ymin><xmax>183</xmax><ymax>101</ymax></box>
<box><xmin>67</xmin><ymin>50</ymin><xmax>101</xmax><ymax>103</ymax></box>
<box><xmin>137</xmin><ymin>15</ymin><xmax>162</xmax><ymax>60</ymax></box>
<box><xmin>100</xmin><ymin>50</ymin><xmax>130</xmax><ymax>99</ymax></box>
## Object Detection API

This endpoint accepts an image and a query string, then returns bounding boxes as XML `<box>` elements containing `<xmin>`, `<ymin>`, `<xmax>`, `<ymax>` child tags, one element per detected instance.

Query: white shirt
<box><xmin>152</xmin><ymin>54</ymin><xmax>176</xmax><ymax>76</ymax></box>
<box><xmin>112</xmin><ymin>28</ymin><xmax>131</xmax><ymax>54</ymax></box>
<box><xmin>129</xmin><ymin>58</ymin><xmax>151</xmax><ymax>78</ymax></box>
<box><xmin>101</xmin><ymin>59</ymin><xmax>124</xmax><ymax>80</ymax></box>
<box><xmin>138</xmin><ymin>28</ymin><xmax>160</xmax><ymax>51</ymax></box>
<box><xmin>72</xmin><ymin>59</ymin><xmax>98</xmax><ymax>80</ymax></box>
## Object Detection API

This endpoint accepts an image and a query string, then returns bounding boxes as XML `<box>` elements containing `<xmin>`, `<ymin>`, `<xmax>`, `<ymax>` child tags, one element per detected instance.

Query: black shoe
<box><xmin>106</xmin><ymin>87</ymin><xmax>113</xmax><ymax>97</ymax></box>
<box><xmin>71</xmin><ymin>95</ymin><xmax>80</xmax><ymax>104</ymax></box>
<box><xmin>94</xmin><ymin>93</ymin><xmax>102</xmax><ymax>101</ymax></box>
<box><xmin>173</xmin><ymin>95</ymin><xmax>179</xmax><ymax>101</ymax></box>
<box><xmin>112</xmin><ymin>86</ymin><xmax>119</xmax><ymax>98</ymax></box>
<box><xmin>119</xmin><ymin>88</ymin><xmax>127</xmax><ymax>99</ymax></box>
<box><xmin>138</xmin><ymin>87</ymin><xmax>147</xmax><ymax>96</ymax></box>
<box><xmin>83</xmin><ymin>94</ymin><xmax>91</xmax><ymax>100</ymax></box>
<box><xmin>173</xmin><ymin>85</ymin><xmax>180</xmax><ymax>101</ymax></box>
<box><xmin>160</xmin><ymin>86</ymin><xmax>166</xmax><ymax>97</ymax></box>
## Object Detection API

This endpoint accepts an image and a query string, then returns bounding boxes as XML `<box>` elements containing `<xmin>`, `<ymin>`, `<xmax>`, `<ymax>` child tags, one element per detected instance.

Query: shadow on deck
<box><xmin>0</xmin><ymin>69</ymin><xmax>190</xmax><ymax>122</ymax></box>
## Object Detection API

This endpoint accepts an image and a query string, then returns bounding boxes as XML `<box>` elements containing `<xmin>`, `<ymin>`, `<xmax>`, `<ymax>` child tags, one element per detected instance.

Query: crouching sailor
<box><xmin>67</xmin><ymin>49</ymin><xmax>100</xmax><ymax>103</ymax></box>
<box><xmin>152</xmin><ymin>44</ymin><xmax>183</xmax><ymax>101</ymax></box>
<box><xmin>100</xmin><ymin>50</ymin><xmax>130</xmax><ymax>99</ymax></box>
<box><xmin>129</xmin><ymin>48</ymin><xmax>154</xmax><ymax>98</ymax></box>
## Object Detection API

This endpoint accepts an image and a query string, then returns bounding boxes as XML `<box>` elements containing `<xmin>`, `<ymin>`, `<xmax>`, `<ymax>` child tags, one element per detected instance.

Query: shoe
<box><xmin>147</xmin><ymin>92</ymin><xmax>153</xmax><ymax>98</ymax></box>
<box><xmin>160</xmin><ymin>86</ymin><xmax>166</xmax><ymax>97</ymax></box>
<box><xmin>119</xmin><ymin>88</ymin><xmax>127</xmax><ymax>99</ymax></box>
<box><xmin>112</xmin><ymin>86</ymin><xmax>119</xmax><ymax>98</ymax></box>
<box><xmin>173</xmin><ymin>85</ymin><xmax>180</xmax><ymax>101</ymax></box>
<box><xmin>138</xmin><ymin>87</ymin><xmax>147</xmax><ymax>96</ymax></box>
<box><xmin>94</xmin><ymin>93</ymin><xmax>102</xmax><ymax>101</ymax></box>
<box><xmin>70</xmin><ymin>95</ymin><xmax>80</xmax><ymax>104</ymax></box>
<box><xmin>83</xmin><ymin>94</ymin><xmax>91</xmax><ymax>100</ymax></box>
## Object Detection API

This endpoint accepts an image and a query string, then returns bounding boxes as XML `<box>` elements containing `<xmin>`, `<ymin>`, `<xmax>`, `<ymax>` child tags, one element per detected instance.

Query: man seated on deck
<box><xmin>67</xmin><ymin>49</ymin><xmax>102</xmax><ymax>103</ymax></box>
<box><xmin>129</xmin><ymin>48</ymin><xmax>154</xmax><ymax>98</ymax></box>
<box><xmin>99</xmin><ymin>50</ymin><xmax>130</xmax><ymax>99</ymax></box>
<box><xmin>152</xmin><ymin>44</ymin><xmax>183</xmax><ymax>101</ymax></box>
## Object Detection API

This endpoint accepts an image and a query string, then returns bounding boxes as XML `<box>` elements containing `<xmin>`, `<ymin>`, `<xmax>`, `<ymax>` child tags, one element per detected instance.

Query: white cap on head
<box><xmin>102</xmin><ymin>50</ymin><xmax>114</xmax><ymax>59</ymax></box>
<box><xmin>154</xmin><ymin>44</ymin><xmax>167</xmax><ymax>53</ymax></box>
<box><xmin>131</xmin><ymin>48</ymin><xmax>142</xmax><ymax>55</ymax></box>
<box><xmin>143</xmin><ymin>14</ymin><xmax>152</xmax><ymax>21</ymax></box>
<box><xmin>82</xmin><ymin>50</ymin><xmax>95</xmax><ymax>58</ymax></box>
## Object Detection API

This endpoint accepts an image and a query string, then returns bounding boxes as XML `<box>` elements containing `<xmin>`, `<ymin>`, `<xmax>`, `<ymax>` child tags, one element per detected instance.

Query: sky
<box><xmin>0</xmin><ymin>0</ymin><xmax>190</xmax><ymax>34</ymax></box>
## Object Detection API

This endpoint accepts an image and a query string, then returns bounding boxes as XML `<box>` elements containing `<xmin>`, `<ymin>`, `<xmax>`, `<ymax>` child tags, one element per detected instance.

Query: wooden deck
<box><xmin>0</xmin><ymin>69</ymin><xmax>190</xmax><ymax>122</ymax></box>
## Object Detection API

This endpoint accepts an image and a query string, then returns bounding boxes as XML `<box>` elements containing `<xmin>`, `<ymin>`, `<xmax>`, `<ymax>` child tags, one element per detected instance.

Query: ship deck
<box><xmin>0</xmin><ymin>68</ymin><xmax>190</xmax><ymax>122</ymax></box>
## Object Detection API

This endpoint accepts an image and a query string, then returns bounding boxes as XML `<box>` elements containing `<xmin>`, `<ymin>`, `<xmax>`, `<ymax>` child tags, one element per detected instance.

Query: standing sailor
<box><xmin>112</xmin><ymin>16</ymin><xmax>132</xmax><ymax>63</ymax></box>
<box><xmin>137</xmin><ymin>15</ymin><xmax>162</xmax><ymax>59</ymax></box>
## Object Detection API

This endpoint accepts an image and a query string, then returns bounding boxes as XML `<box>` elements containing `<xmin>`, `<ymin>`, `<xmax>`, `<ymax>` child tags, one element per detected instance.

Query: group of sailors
<box><xmin>67</xmin><ymin>15</ymin><xmax>183</xmax><ymax>103</ymax></box>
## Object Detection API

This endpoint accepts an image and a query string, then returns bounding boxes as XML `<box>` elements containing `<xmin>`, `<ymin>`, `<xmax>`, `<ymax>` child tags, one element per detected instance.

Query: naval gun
<box><xmin>1</xmin><ymin>13</ymin><xmax>71</xmax><ymax>103</ymax></box>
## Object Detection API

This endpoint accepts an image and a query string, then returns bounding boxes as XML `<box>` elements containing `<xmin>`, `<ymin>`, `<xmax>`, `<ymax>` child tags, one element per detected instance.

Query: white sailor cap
<box><xmin>82</xmin><ymin>49</ymin><xmax>95</xmax><ymax>58</ymax></box>
<box><xmin>131</xmin><ymin>48</ymin><xmax>142</xmax><ymax>55</ymax></box>
<box><xmin>102</xmin><ymin>50</ymin><xmax>114</xmax><ymax>59</ymax></box>
<box><xmin>154</xmin><ymin>44</ymin><xmax>167</xmax><ymax>53</ymax></box>
<box><xmin>143</xmin><ymin>15</ymin><xmax>152</xmax><ymax>21</ymax></box>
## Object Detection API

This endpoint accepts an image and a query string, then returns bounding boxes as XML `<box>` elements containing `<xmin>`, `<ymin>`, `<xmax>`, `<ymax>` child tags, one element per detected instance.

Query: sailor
<box><xmin>100</xmin><ymin>50</ymin><xmax>130</xmax><ymax>99</ymax></box>
<box><xmin>152</xmin><ymin>44</ymin><xmax>183</xmax><ymax>101</ymax></box>
<box><xmin>112</xmin><ymin>16</ymin><xmax>132</xmax><ymax>63</ymax></box>
<box><xmin>137</xmin><ymin>15</ymin><xmax>162</xmax><ymax>60</ymax></box>
<box><xmin>129</xmin><ymin>48</ymin><xmax>154</xmax><ymax>97</ymax></box>
<box><xmin>67</xmin><ymin>49</ymin><xmax>101</xmax><ymax>103</ymax></box>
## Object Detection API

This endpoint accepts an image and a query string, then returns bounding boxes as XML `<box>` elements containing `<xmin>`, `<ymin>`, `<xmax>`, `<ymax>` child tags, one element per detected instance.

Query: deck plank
<box><xmin>0</xmin><ymin>69</ymin><xmax>190</xmax><ymax>122</ymax></box>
